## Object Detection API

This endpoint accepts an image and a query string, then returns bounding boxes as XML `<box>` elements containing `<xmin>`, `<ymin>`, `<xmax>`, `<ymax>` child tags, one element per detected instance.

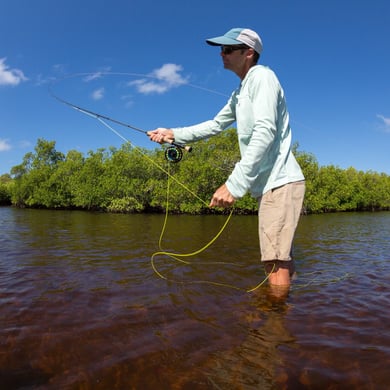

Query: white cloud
<box><xmin>0</xmin><ymin>58</ymin><xmax>28</xmax><ymax>86</ymax></box>
<box><xmin>377</xmin><ymin>114</ymin><xmax>390</xmax><ymax>133</ymax></box>
<box><xmin>83</xmin><ymin>68</ymin><xmax>112</xmax><ymax>82</ymax></box>
<box><xmin>84</xmin><ymin>72</ymin><xmax>103</xmax><ymax>82</ymax></box>
<box><xmin>151</xmin><ymin>63</ymin><xmax>188</xmax><ymax>85</ymax></box>
<box><xmin>91</xmin><ymin>87</ymin><xmax>105</xmax><ymax>100</ymax></box>
<box><xmin>130</xmin><ymin>79</ymin><xmax>169</xmax><ymax>94</ymax></box>
<box><xmin>129</xmin><ymin>63</ymin><xmax>188</xmax><ymax>94</ymax></box>
<box><xmin>0</xmin><ymin>139</ymin><xmax>11</xmax><ymax>152</ymax></box>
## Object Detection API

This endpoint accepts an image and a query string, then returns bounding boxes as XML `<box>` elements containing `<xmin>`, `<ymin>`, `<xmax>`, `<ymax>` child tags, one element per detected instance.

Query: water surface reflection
<box><xmin>1</xmin><ymin>208</ymin><xmax>389</xmax><ymax>388</ymax></box>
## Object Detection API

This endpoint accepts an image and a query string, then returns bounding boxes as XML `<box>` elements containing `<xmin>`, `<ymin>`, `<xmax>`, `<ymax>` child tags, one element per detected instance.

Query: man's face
<box><xmin>220</xmin><ymin>45</ymin><xmax>251</xmax><ymax>76</ymax></box>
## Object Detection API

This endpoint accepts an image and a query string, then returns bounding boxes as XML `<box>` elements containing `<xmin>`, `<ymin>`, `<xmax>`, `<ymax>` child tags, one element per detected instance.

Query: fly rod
<box><xmin>49</xmin><ymin>86</ymin><xmax>192</xmax><ymax>162</ymax></box>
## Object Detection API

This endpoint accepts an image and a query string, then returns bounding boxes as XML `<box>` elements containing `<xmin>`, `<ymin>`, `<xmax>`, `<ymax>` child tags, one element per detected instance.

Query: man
<box><xmin>148</xmin><ymin>28</ymin><xmax>305</xmax><ymax>291</ymax></box>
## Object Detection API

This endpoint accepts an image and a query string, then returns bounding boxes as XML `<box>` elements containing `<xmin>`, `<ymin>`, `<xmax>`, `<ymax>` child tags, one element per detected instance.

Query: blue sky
<box><xmin>1</xmin><ymin>0</ymin><xmax>389</xmax><ymax>175</ymax></box>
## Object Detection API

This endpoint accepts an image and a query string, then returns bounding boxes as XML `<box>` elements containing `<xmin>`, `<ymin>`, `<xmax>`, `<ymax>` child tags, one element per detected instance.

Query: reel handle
<box><xmin>171</xmin><ymin>141</ymin><xmax>192</xmax><ymax>153</ymax></box>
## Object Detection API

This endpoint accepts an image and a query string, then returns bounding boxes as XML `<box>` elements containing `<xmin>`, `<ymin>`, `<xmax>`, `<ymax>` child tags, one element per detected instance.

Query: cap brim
<box><xmin>206</xmin><ymin>36</ymin><xmax>241</xmax><ymax>46</ymax></box>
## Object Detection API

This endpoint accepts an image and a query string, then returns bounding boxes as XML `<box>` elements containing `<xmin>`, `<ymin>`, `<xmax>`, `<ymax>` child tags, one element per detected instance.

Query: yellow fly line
<box><xmin>150</xmin><ymin>164</ymin><xmax>273</xmax><ymax>293</ymax></box>
<box><xmin>50</xmin><ymin>75</ymin><xmax>271</xmax><ymax>292</ymax></box>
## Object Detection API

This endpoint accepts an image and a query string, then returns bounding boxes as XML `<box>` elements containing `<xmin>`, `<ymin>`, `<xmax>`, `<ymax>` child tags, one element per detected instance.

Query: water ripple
<box><xmin>1</xmin><ymin>208</ymin><xmax>389</xmax><ymax>388</ymax></box>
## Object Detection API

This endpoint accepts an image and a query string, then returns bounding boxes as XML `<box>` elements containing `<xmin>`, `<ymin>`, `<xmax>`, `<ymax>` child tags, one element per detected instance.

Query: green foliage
<box><xmin>10</xmin><ymin>139</ymin><xmax>65</xmax><ymax>208</ymax></box>
<box><xmin>0</xmin><ymin>174</ymin><xmax>13</xmax><ymax>205</ymax></box>
<box><xmin>107</xmin><ymin>196</ymin><xmax>144</xmax><ymax>213</ymax></box>
<box><xmin>5</xmin><ymin>132</ymin><xmax>390</xmax><ymax>214</ymax></box>
<box><xmin>294</xmin><ymin>144</ymin><xmax>390</xmax><ymax>213</ymax></box>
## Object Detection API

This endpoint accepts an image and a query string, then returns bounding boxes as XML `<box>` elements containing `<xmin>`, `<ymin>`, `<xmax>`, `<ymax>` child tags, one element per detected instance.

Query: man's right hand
<box><xmin>147</xmin><ymin>128</ymin><xmax>175</xmax><ymax>145</ymax></box>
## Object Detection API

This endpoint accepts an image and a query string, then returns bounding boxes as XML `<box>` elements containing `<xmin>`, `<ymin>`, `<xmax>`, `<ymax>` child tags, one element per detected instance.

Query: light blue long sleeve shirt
<box><xmin>173</xmin><ymin>65</ymin><xmax>305</xmax><ymax>199</ymax></box>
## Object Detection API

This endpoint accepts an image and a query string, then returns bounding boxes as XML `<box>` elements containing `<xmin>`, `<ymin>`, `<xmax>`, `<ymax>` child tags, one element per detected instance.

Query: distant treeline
<box><xmin>1</xmin><ymin>129</ymin><xmax>389</xmax><ymax>214</ymax></box>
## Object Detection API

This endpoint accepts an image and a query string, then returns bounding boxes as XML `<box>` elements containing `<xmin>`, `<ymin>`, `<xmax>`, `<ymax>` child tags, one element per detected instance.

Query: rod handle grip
<box><xmin>146</xmin><ymin>132</ymin><xmax>192</xmax><ymax>152</ymax></box>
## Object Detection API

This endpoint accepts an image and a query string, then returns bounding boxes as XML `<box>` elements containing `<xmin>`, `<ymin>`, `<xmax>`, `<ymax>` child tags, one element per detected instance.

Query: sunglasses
<box><xmin>220</xmin><ymin>45</ymin><xmax>249</xmax><ymax>55</ymax></box>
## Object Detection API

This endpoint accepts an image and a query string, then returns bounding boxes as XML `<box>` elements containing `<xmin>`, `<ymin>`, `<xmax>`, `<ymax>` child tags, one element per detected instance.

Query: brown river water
<box><xmin>1</xmin><ymin>207</ymin><xmax>389</xmax><ymax>389</ymax></box>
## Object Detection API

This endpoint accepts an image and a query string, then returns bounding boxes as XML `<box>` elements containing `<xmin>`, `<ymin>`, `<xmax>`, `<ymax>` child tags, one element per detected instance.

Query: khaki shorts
<box><xmin>258</xmin><ymin>181</ymin><xmax>305</xmax><ymax>262</ymax></box>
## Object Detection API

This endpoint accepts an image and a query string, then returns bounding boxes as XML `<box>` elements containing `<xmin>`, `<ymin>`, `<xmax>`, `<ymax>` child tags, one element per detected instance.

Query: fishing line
<box><xmin>49</xmin><ymin>72</ymin><xmax>270</xmax><ymax>292</ymax></box>
<box><xmin>49</xmin><ymin>76</ymin><xmax>205</xmax><ymax>203</ymax></box>
<box><xmin>48</xmin><ymin>82</ymin><xmax>192</xmax><ymax>161</ymax></box>
<box><xmin>150</xmin><ymin>163</ymin><xmax>273</xmax><ymax>292</ymax></box>
<box><xmin>291</xmin><ymin>270</ymin><xmax>351</xmax><ymax>290</ymax></box>
<box><xmin>89</xmin><ymin>116</ymin><xmax>207</xmax><ymax>206</ymax></box>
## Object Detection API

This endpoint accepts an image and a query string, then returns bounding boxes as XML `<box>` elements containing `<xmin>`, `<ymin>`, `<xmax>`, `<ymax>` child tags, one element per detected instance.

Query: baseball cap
<box><xmin>206</xmin><ymin>28</ymin><xmax>263</xmax><ymax>54</ymax></box>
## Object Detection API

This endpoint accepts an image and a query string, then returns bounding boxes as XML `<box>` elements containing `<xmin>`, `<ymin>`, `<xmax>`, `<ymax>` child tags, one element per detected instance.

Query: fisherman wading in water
<box><xmin>149</xmin><ymin>28</ymin><xmax>305</xmax><ymax>297</ymax></box>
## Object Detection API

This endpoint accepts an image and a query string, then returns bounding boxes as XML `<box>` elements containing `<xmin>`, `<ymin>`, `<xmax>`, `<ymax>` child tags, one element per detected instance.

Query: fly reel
<box><xmin>165</xmin><ymin>145</ymin><xmax>183</xmax><ymax>163</ymax></box>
